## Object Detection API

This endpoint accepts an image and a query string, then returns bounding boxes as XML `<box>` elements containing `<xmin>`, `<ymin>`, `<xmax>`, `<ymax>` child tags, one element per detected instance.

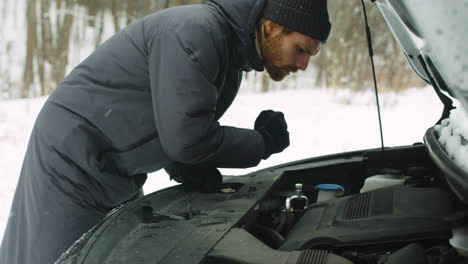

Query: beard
<box><xmin>261</xmin><ymin>31</ymin><xmax>290</xmax><ymax>81</ymax></box>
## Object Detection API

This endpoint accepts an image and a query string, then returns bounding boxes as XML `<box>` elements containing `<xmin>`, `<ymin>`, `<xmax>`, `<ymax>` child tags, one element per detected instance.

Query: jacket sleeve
<box><xmin>147</xmin><ymin>20</ymin><xmax>265</xmax><ymax>168</ymax></box>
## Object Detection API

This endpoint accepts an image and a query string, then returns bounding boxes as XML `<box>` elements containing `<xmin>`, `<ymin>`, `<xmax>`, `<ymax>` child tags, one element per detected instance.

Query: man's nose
<box><xmin>296</xmin><ymin>55</ymin><xmax>309</xmax><ymax>71</ymax></box>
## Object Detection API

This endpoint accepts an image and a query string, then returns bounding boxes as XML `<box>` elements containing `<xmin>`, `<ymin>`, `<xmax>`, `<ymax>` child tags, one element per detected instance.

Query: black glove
<box><xmin>254</xmin><ymin>110</ymin><xmax>290</xmax><ymax>159</ymax></box>
<box><xmin>164</xmin><ymin>163</ymin><xmax>222</xmax><ymax>193</ymax></box>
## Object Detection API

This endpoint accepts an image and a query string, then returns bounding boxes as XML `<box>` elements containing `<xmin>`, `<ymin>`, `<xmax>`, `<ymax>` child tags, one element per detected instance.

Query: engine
<box><xmin>213</xmin><ymin>146</ymin><xmax>468</xmax><ymax>264</ymax></box>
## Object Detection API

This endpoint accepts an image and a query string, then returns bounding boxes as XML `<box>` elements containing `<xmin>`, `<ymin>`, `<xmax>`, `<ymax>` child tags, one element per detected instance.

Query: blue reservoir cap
<box><xmin>316</xmin><ymin>184</ymin><xmax>344</xmax><ymax>191</ymax></box>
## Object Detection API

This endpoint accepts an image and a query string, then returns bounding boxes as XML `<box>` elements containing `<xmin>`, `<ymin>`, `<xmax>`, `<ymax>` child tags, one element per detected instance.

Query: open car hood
<box><xmin>375</xmin><ymin>0</ymin><xmax>468</xmax><ymax>204</ymax></box>
<box><xmin>375</xmin><ymin>0</ymin><xmax>468</xmax><ymax>110</ymax></box>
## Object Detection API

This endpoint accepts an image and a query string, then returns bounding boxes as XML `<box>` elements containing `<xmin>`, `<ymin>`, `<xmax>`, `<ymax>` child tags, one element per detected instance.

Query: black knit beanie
<box><xmin>260</xmin><ymin>0</ymin><xmax>332</xmax><ymax>43</ymax></box>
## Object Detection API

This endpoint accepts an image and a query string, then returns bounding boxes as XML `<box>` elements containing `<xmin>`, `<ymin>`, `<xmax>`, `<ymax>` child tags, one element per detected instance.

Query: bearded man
<box><xmin>0</xmin><ymin>0</ymin><xmax>331</xmax><ymax>263</ymax></box>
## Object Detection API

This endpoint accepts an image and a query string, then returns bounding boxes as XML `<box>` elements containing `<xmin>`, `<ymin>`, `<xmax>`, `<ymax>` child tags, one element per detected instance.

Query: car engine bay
<box><xmin>206</xmin><ymin>134</ymin><xmax>468</xmax><ymax>264</ymax></box>
<box><xmin>56</xmin><ymin>129</ymin><xmax>468</xmax><ymax>264</ymax></box>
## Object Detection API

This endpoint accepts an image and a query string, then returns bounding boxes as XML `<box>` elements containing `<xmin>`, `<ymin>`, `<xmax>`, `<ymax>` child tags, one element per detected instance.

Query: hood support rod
<box><xmin>361</xmin><ymin>0</ymin><xmax>385</xmax><ymax>152</ymax></box>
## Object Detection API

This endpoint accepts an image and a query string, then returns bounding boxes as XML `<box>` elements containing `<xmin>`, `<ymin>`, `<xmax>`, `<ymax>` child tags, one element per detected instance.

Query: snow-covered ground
<box><xmin>0</xmin><ymin>86</ymin><xmax>444</xmax><ymax>242</ymax></box>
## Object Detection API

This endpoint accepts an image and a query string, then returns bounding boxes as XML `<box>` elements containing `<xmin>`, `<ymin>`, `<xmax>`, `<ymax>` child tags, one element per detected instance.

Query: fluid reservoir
<box><xmin>360</xmin><ymin>174</ymin><xmax>406</xmax><ymax>193</ymax></box>
<box><xmin>316</xmin><ymin>184</ymin><xmax>344</xmax><ymax>202</ymax></box>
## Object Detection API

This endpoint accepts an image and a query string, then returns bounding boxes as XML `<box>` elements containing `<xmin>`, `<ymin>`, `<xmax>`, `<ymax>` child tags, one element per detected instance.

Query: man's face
<box><xmin>261</xmin><ymin>21</ymin><xmax>321</xmax><ymax>81</ymax></box>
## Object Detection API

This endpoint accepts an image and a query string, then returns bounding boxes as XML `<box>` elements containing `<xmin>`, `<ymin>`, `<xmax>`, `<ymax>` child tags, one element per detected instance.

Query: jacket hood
<box><xmin>208</xmin><ymin>0</ymin><xmax>266</xmax><ymax>72</ymax></box>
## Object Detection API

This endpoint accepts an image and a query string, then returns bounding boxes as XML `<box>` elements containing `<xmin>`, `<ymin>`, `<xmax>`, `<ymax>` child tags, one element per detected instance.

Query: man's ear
<box><xmin>263</xmin><ymin>20</ymin><xmax>282</xmax><ymax>37</ymax></box>
<box><xmin>263</xmin><ymin>20</ymin><xmax>273</xmax><ymax>35</ymax></box>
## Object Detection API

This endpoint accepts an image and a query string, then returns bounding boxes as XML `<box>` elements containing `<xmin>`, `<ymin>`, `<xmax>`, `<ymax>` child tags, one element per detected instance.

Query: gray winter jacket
<box><xmin>0</xmin><ymin>2</ymin><xmax>271</xmax><ymax>263</ymax></box>
<box><xmin>49</xmin><ymin>0</ymin><xmax>267</xmax><ymax>179</ymax></box>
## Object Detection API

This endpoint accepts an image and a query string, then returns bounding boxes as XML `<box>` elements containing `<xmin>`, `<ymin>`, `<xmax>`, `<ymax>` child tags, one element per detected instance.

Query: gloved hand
<box><xmin>164</xmin><ymin>163</ymin><xmax>222</xmax><ymax>193</ymax></box>
<box><xmin>254</xmin><ymin>110</ymin><xmax>290</xmax><ymax>159</ymax></box>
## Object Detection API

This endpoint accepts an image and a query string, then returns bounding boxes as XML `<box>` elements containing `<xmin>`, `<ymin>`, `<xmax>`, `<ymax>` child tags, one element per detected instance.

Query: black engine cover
<box><xmin>281</xmin><ymin>186</ymin><xmax>453</xmax><ymax>250</ymax></box>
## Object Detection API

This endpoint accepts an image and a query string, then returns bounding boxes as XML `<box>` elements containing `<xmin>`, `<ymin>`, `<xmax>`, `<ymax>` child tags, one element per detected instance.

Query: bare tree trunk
<box><xmin>94</xmin><ymin>10</ymin><xmax>105</xmax><ymax>48</ymax></box>
<box><xmin>261</xmin><ymin>72</ymin><xmax>269</xmax><ymax>93</ymax></box>
<box><xmin>38</xmin><ymin>0</ymin><xmax>54</xmax><ymax>95</ymax></box>
<box><xmin>41</xmin><ymin>0</ymin><xmax>53</xmax><ymax>62</ymax></box>
<box><xmin>111</xmin><ymin>0</ymin><xmax>121</xmax><ymax>32</ymax></box>
<box><xmin>52</xmin><ymin>0</ymin><xmax>74</xmax><ymax>89</ymax></box>
<box><xmin>126</xmin><ymin>0</ymin><xmax>137</xmax><ymax>25</ymax></box>
<box><xmin>56</xmin><ymin>0</ymin><xmax>64</xmax><ymax>41</ymax></box>
<box><xmin>87</xmin><ymin>0</ymin><xmax>98</xmax><ymax>27</ymax></box>
<box><xmin>163</xmin><ymin>0</ymin><xmax>171</xmax><ymax>9</ymax></box>
<box><xmin>144</xmin><ymin>0</ymin><xmax>151</xmax><ymax>16</ymax></box>
<box><xmin>22</xmin><ymin>0</ymin><xmax>38</xmax><ymax>98</ymax></box>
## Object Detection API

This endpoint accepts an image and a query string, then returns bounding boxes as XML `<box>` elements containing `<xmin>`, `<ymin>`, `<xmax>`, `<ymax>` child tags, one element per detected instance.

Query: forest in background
<box><xmin>0</xmin><ymin>0</ymin><xmax>425</xmax><ymax>99</ymax></box>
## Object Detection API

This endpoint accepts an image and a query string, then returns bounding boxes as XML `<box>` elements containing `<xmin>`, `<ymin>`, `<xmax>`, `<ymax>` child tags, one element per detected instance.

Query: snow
<box><xmin>435</xmin><ymin>107</ymin><xmax>468</xmax><ymax>173</ymax></box>
<box><xmin>0</xmin><ymin>86</ymin><xmax>445</xmax><ymax>242</ymax></box>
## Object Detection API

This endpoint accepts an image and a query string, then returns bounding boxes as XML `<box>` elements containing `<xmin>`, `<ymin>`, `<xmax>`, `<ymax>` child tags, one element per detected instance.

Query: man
<box><xmin>0</xmin><ymin>0</ymin><xmax>331</xmax><ymax>263</ymax></box>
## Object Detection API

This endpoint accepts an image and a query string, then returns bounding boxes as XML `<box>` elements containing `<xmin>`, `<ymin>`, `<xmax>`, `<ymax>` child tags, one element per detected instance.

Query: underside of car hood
<box><xmin>374</xmin><ymin>0</ymin><xmax>468</xmax><ymax>111</ymax></box>
<box><xmin>374</xmin><ymin>0</ymin><xmax>468</xmax><ymax>203</ymax></box>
